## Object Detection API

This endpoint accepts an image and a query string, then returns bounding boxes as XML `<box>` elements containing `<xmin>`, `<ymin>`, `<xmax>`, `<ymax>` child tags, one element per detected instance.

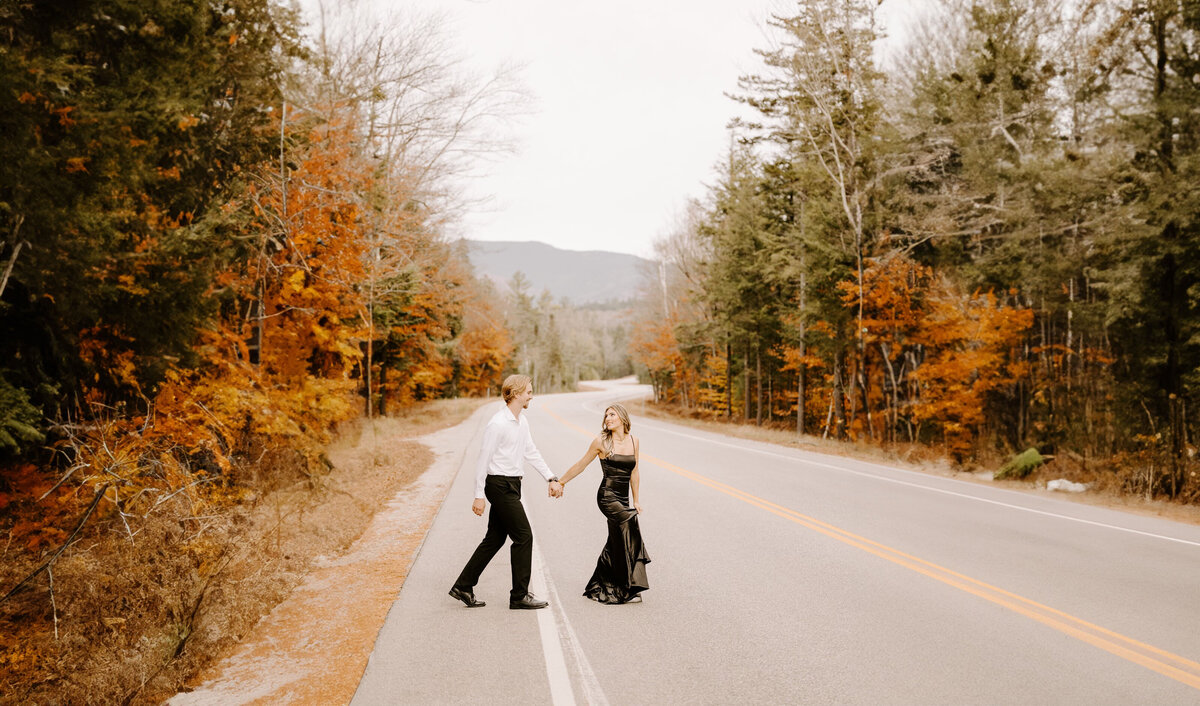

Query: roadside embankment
<box><xmin>167</xmin><ymin>399</ymin><xmax>489</xmax><ymax>704</ymax></box>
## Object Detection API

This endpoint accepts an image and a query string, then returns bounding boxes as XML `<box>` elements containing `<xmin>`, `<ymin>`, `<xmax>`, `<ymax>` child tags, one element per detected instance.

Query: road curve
<box><xmin>352</xmin><ymin>381</ymin><xmax>1200</xmax><ymax>705</ymax></box>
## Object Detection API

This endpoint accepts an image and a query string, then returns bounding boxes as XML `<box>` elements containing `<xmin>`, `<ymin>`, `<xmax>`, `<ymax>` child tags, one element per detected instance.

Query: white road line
<box><xmin>531</xmin><ymin>541</ymin><xmax>576</xmax><ymax>706</ymax></box>
<box><xmin>564</xmin><ymin>396</ymin><xmax>1200</xmax><ymax>549</ymax></box>
<box><xmin>536</xmin><ymin>547</ymin><xmax>610</xmax><ymax>706</ymax></box>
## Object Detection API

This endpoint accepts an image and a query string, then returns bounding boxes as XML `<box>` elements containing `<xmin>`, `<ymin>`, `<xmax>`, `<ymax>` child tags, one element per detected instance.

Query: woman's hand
<box><xmin>634</xmin><ymin>502</ymin><xmax>642</xmax><ymax>514</ymax></box>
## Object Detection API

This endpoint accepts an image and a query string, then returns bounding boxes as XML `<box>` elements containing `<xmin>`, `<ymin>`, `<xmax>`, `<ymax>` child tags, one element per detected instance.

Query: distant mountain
<box><xmin>460</xmin><ymin>240</ymin><xmax>651</xmax><ymax>306</ymax></box>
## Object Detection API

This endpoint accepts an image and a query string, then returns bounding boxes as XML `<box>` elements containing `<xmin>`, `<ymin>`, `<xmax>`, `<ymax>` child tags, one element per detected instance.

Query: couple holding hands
<box><xmin>448</xmin><ymin>374</ymin><xmax>651</xmax><ymax>610</ymax></box>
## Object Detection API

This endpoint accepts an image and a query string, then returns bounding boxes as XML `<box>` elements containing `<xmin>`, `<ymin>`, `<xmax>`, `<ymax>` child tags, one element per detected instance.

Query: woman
<box><xmin>559</xmin><ymin>403</ymin><xmax>650</xmax><ymax>604</ymax></box>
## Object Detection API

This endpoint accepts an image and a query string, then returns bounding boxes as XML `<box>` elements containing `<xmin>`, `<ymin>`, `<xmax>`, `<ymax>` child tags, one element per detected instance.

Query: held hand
<box><xmin>548</xmin><ymin>480</ymin><xmax>563</xmax><ymax>498</ymax></box>
<box><xmin>472</xmin><ymin>498</ymin><xmax>486</xmax><ymax>516</ymax></box>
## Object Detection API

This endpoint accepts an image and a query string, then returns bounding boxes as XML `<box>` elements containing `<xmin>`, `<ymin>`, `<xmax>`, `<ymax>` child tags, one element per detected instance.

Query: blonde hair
<box><xmin>502</xmin><ymin>374</ymin><xmax>532</xmax><ymax>403</ymax></box>
<box><xmin>600</xmin><ymin>403</ymin><xmax>631</xmax><ymax>455</ymax></box>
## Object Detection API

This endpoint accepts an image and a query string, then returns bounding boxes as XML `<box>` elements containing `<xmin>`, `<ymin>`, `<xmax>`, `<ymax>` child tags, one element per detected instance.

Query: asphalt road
<box><xmin>352</xmin><ymin>381</ymin><xmax>1200</xmax><ymax>705</ymax></box>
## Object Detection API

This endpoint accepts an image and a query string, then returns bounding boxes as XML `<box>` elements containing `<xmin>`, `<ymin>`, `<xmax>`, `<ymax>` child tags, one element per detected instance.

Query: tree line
<box><xmin>629</xmin><ymin>0</ymin><xmax>1200</xmax><ymax>500</ymax></box>
<box><xmin>0</xmin><ymin>0</ymin><xmax>523</xmax><ymax>476</ymax></box>
<box><xmin>506</xmin><ymin>272</ymin><xmax>635</xmax><ymax>393</ymax></box>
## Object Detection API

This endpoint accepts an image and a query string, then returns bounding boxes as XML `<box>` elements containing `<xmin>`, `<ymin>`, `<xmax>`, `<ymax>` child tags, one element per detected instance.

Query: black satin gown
<box><xmin>583</xmin><ymin>453</ymin><xmax>650</xmax><ymax>604</ymax></box>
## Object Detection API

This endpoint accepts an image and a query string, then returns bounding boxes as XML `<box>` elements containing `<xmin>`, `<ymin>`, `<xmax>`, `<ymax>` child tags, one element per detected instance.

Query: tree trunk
<box><xmin>1153</xmin><ymin>11</ymin><xmax>1174</xmax><ymax>170</ymax></box>
<box><xmin>249</xmin><ymin>292</ymin><xmax>263</xmax><ymax>366</ymax></box>
<box><xmin>797</xmin><ymin>264</ymin><xmax>807</xmax><ymax>436</ymax></box>
<box><xmin>844</xmin><ymin>356</ymin><xmax>857</xmax><ymax>437</ymax></box>
<box><xmin>767</xmin><ymin>373</ymin><xmax>773</xmax><ymax>423</ymax></box>
<box><xmin>859</xmin><ymin>362</ymin><xmax>875</xmax><ymax>441</ymax></box>
<box><xmin>880</xmin><ymin>342</ymin><xmax>900</xmax><ymax>444</ymax></box>
<box><xmin>725</xmin><ymin>341</ymin><xmax>732</xmax><ymax>418</ymax></box>
<box><xmin>378</xmin><ymin>364</ymin><xmax>388</xmax><ymax>417</ymax></box>
<box><xmin>1151</xmin><ymin>10</ymin><xmax>1185</xmax><ymax>497</ymax></box>
<box><xmin>365</xmin><ymin>303</ymin><xmax>374</xmax><ymax>418</ymax></box>
<box><xmin>0</xmin><ymin>215</ymin><xmax>25</xmax><ymax>301</ymax></box>
<box><xmin>822</xmin><ymin>391</ymin><xmax>834</xmax><ymax>439</ymax></box>
<box><xmin>744</xmin><ymin>342</ymin><xmax>751</xmax><ymax>423</ymax></box>
<box><xmin>797</xmin><ymin>358</ymin><xmax>806</xmax><ymax>436</ymax></box>
<box><xmin>833</xmin><ymin>347</ymin><xmax>847</xmax><ymax>439</ymax></box>
<box><xmin>756</xmin><ymin>343</ymin><xmax>763</xmax><ymax>426</ymax></box>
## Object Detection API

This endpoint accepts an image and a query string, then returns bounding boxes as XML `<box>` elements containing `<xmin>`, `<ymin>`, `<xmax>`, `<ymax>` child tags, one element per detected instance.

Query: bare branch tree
<box><xmin>292</xmin><ymin>1</ymin><xmax>529</xmax><ymax>415</ymax></box>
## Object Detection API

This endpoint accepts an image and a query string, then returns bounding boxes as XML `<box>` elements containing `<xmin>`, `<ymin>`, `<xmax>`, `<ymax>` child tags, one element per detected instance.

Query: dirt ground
<box><xmin>163</xmin><ymin>398</ymin><xmax>487</xmax><ymax>705</ymax></box>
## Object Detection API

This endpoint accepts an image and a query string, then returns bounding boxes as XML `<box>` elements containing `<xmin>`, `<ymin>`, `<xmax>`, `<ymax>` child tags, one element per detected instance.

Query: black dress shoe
<box><xmin>449</xmin><ymin>586</ymin><xmax>485</xmax><ymax>607</ymax></box>
<box><xmin>509</xmin><ymin>593</ymin><xmax>548</xmax><ymax>610</ymax></box>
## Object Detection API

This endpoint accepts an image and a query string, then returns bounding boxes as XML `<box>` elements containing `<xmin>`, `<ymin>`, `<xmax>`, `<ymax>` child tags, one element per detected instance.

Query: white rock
<box><xmin>1047</xmin><ymin>478</ymin><xmax>1089</xmax><ymax>493</ymax></box>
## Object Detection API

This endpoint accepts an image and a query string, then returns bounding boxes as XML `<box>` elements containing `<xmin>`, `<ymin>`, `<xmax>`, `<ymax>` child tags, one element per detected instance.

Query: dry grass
<box><xmin>1021</xmin><ymin>454</ymin><xmax>1200</xmax><ymax>527</ymax></box>
<box><xmin>363</xmin><ymin>397</ymin><xmax>492</xmax><ymax>440</ymax></box>
<box><xmin>0</xmin><ymin>397</ymin><xmax>487</xmax><ymax>705</ymax></box>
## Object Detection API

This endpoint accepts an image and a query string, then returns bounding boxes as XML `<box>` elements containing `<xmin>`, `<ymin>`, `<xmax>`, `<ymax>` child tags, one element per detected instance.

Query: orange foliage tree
<box><xmin>832</xmin><ymin>256</ymin><xmax>1032</xmax><ymax>457</ymax></box>
<box><xmin>9</xmin><ymin>110</ymin><xmax>416</xmax><ymax>554</ymax></box>
<box><xmin>837</xmin><ymin>255</ymin><xmax>932</xmax><ymax>442</ymax></box>
<box><xmin>694</xmin><ymin>350</ymin><xmax>731</xmax><ymax>416</ymax></box>
<box><xmin>773</xmin><ymin>335</ymin><xmax>826</xmax><ymax>426</ymax></box>
<box><xmin>910</xmin><ymin>284</ymin><xmax>1033</xmax><ymax>461</ymax></box>
<box><xmin>634</xmin><ymin>245</ymin><xmax>1033</xmax><ymax>462</ymax></box>
<box><xmin>453</xmin><ymin>280</ymin><xmax>514</xmax><ymax>398</ymax></box>
<box><xmin>630</xmin><ymin>310</ymin><xmax>685</xmax><ymax>403</ymax></box>
<box><xmin>44</xmin><ymin>113</ymin><xmax>380</xmax><ymax>529</ymax></box>
<box><xmin>370</xmin><ymin>239</ymin><xmax>464</xmax><ymax>410</ymax></box>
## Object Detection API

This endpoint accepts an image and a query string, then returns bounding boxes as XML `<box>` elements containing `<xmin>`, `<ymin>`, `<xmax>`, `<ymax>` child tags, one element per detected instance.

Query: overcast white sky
<box><xmin>300</xmin><ymin>1</ymin><xmax>917</xmax><ymax>258</ymax></box>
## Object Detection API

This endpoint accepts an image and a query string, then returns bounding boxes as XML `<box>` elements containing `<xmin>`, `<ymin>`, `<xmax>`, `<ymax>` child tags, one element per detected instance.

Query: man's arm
<box><xmin>472</xmin><ymin>421</ymin><xmax>501</xmax><ymax>514</ymax></box>
<box><xmin>522</xmin><ymin>421</ymin><xmax>562</xmax><ymax>497</ymax></box>
<box><xmin>522</xmin><ymin>422</ymin><xmax>556</xmax><ymax>482</ymax></box>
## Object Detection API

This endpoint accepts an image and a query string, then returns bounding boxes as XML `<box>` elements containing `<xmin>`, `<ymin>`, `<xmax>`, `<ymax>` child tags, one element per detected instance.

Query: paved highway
<box><xmin>352</xmin><ymin>382</ymin><xmax>1200</xmax><ymax>705</ymax></box>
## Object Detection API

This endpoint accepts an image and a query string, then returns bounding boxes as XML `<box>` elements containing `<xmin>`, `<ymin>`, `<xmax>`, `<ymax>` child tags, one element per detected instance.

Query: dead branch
<box><xmin>48</xmin><ymin>565</ymin><xmax>58</xmax><ymax>640</ymax></box>
<box><xmin>39</xmin><ymin>463</ymin><xmax>90</xmax><ymax>501</ymax></box>
<box><xmin>1</xmin><ymin>483</ymin><xmax>111</xmax><ymax>604</ymax></box>
<box><xmin>0</xmin><ymin>214</ymin><xmax>26</xmax><ymax>300</ymax></box>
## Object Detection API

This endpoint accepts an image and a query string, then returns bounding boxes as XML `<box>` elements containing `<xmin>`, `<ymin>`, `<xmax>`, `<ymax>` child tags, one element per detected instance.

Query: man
<box><xmin>449</xmin><ymin>374</ymin><xmax>564</xmax><ymax>609</ymax></box>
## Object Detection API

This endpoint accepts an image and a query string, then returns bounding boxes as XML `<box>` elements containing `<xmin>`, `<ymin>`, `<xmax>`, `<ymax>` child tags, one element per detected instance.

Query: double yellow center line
<box><xmin>542</xmin><ymin>406</ymin><xmax>1200</xmax><ymax>691</ymax></box>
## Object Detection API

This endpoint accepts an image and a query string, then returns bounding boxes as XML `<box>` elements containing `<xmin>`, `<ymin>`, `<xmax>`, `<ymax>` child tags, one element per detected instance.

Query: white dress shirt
<box><xmin>474</xmin><ymin>403</ymin><xmax>556</xmax><ymax>498</ymax></box>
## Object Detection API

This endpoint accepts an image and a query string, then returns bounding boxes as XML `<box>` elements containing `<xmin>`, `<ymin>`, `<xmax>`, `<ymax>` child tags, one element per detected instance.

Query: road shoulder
<box><xmin>168</xmin><ymin>410</ymin><xmax>486</xmax><ymax>705</ymax></box>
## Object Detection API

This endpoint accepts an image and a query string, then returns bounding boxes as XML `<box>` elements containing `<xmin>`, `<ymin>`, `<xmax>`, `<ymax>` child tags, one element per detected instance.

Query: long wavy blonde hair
<box><xmin>600</xmin><ymin>403</ymin><xmax>632</xmax><ymax>455</ymax></box>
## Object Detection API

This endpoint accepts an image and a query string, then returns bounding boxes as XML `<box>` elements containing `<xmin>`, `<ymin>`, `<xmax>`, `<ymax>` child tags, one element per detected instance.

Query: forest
<box><xmin>0</xmin><ymin>0</ymin><xmax>1198</xmax><ymax>701</ymax></box>
<box><xmin>628</xmin><ymin>0</ymin><xmax>1200</xmax><ymax>502</ymax></box>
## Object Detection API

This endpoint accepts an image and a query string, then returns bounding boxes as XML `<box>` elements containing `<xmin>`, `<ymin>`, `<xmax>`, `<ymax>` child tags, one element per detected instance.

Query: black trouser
<box><xmin>454</xmin><ymin>475</ymin><xmax>532</xmax><ymax>601</ymax></box>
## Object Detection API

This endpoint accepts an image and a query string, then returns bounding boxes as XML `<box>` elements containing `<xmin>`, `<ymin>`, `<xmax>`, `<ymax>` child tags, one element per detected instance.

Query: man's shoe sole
<box><xmin>509</xmin><ymin>602</ymin><xmax>549</xmax><ymax>610</ymax></box>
